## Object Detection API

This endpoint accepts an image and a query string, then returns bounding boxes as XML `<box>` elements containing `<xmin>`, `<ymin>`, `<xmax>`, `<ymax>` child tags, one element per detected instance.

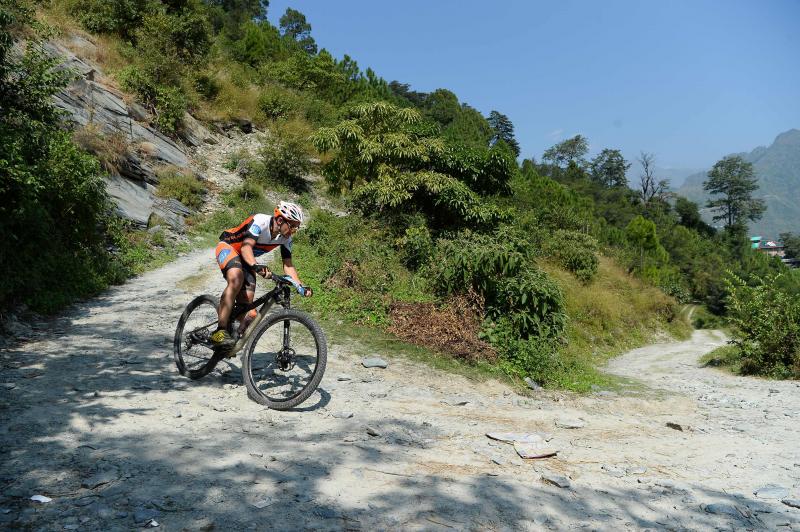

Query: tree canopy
<box><xmin>487</xmin><ymin>111</ymin><xmax>520</xmax><ymax>158</ymax></box>
<box><xmin>703</xmin><ymin>155</ymin><xmax>765</xmax><ymax>231</ymax></box>
<box><xmin>542</xmin><ymin>135</ymin><xmax>588</xmax><ymax>168</ymax></box>
<box><xmin>589</xmin><ymin>148</ymin><xmax>629</xmax><ymax>188</ymax></box>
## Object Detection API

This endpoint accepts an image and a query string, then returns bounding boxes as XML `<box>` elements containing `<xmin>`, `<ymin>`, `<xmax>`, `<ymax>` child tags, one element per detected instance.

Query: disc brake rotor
<box><xmin>276</xmin><ymin>347</ymin><xmax>296</xmax><ymax>371</ymax></box>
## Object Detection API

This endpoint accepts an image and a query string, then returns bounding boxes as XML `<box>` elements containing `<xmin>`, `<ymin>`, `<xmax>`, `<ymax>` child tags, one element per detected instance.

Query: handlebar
<box><xmin>261</xmin><ymin>268</ymin><xmax>312</xmax><ymax>297</ymax></box>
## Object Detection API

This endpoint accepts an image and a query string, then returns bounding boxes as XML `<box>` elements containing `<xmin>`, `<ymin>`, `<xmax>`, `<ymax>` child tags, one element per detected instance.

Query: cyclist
<box><xmin>210</xmin><ymin>201</ymin><xmax>312</xmax><ymax>350</ymax></box>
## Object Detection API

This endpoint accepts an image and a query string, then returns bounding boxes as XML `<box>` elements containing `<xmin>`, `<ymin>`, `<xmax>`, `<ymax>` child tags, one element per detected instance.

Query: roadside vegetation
<box><xmin>2</xmin><ymin>0</ymin><xmax>798</xmax><ymax>385</ymax></box>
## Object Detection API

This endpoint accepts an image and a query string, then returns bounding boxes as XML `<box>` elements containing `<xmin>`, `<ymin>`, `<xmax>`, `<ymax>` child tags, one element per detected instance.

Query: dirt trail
<box><xmin>1</xmin><ymin>248</ymin><xmax>799</xmax><ymax>531</ymax></box>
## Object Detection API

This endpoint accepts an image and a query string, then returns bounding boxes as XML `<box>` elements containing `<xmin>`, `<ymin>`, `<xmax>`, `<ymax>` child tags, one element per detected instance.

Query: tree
<box><xmin>311</xmin><ymin>102</ymin><xmax>505</xmax><ymax>227</ymax></box>
<box><xmin>442</xmin><ymin>105</ymin><xmax>493</xmax><ymax>148</ymax></box>
<box><xmin>1</xmin><ymin>0</ymin><xmax>110</xmax><ymax>310</ymax></box>
<box><xmin>424</xmin><ymin>89</ymin><xmax>459</xmax><ymax>126</ymax></box>
<box><xmin>542</xmin><ymin>135</ymin><xmax>588</xmax><ymax>168</ymax></box>
<box><xmin>625</xmin><ymin>215</ymin><xmax>666</xmax><ymax>272</ymax></box>
<box><xmin>389</xmin><ymin>80</ymin><xmax>426</xmax><ymax>106</ymax></box>
<box><xmin>68</xmin><ymin>0</ymin><xmax>149</xmax><ymax>39</ymax></box>
<box><xmin>780</xmin><ymin>232</ymin><xmax>800</xmax><ymax>260</ymax></box>
<box><xmin>703</xmin><ymin>155</ymin><xmax>765</xmax><ymax>230</ymax></box>
<box><xmin>675</xmin><ymin>196</ymin><xmax>714</xmax><ymax>236</ymax></box>
<box><xmin>262</xmin><ymin>50</ymin><xmax>345</xmax><ymax>94</ymax></box>
<box><xmin>231</xmin><ymin>20</ymin><xmax>282</xmax><ymax>65</ymax></box>
<box><xmin>279</xmin><ymin>7</ymin><xmax>317</xmax><ymax>54</ymax></box>
<box><xmin>487</xmin><ymin>111</ymin><xmax>520</xmax><ymax>157</ymax></box>
<box><xmin>589</xmin><ymin>148</ymin><xmax>629</xmax><ymax>187</ymax></box>
<box><xmin>636</xmin><ymin>152</ymin><xmax>669</xmax><ymax>209</ymax></box>
<box><xmin>207</xmin><ymin>0</ymin><xmax>269</xmax><ymax>39</ymax></box>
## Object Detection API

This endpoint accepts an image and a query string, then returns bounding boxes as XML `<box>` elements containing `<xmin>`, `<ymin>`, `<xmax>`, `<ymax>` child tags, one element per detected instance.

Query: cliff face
<box><xmin>45</xmin><ymin>36</ymin><xmax>216</xmax><ymax>229</ymax></box>
<box><xmin>677</xmin><ymin>129</ymin><xmax>800</xmax><ymax>238</ymax></box>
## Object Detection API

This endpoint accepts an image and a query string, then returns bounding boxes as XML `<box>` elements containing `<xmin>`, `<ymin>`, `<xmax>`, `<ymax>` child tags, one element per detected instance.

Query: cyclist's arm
<box><xmin>282</xmin><ymin>257</ymin><xmax>302</xmax><ymax>285</ymax></box>
<box><xmin>239</xmin><ymin>238</ymin><xmax>259</xmax><ymax>269</ymax></box>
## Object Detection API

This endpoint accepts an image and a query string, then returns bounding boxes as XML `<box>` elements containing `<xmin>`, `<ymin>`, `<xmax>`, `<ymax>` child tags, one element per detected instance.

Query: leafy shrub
<box><xmin>155</xmin><ymin>167</ymin><xmax>205</xmax><ymax>209</ymax></box>
<box><xmin>0</xmin><ymin>7</ymin><xmax>120</xmax><ymax>312</ymax></box>
<box><xmin>430</xmin><ymin>143</ymin><xmax>517</xmax><ymax>195</ymax></box>
<box><xmin>251</xmin><ymin>119</ymin><xmax>313</xmax><ymax>192</ymax></box>
<box><xmin>152</xmin><ymin>85</ymin><xmax>187</xmax><ymax>134</ymax></box>
<box><xmin>303</xmin><ymin>97</ymin><xmax>338</xmax><ymax>126</ymax></box>
<box><xmin>659</xmin><ymin>280</ymin><xmax>691</xmax><ymax>304</ymax></box>
<box><xmin>491</xmin><ymin>328</ymin><xmax>563</xmax><ymax>381</ymax></box>
<box><xmin>293</xmin><ymin>211</ymin><xmax>430</xmax><ymax>325</ymax></box>
<box><xmin>136</xmin><ymin>6</ymin><xmax>211</xmax><ymax>67</ymax></box>
<box><xmin>691</xmin><ymin>306</ymin><xmax>725</xmax><ymax>329</ymax></box>
<box><xmin>193</xmin><ymin>72</ymin><xmax>220</xmax><ymax>100</ymax></box>
<box><xmin>258</xmin><ymin>85</ymin><xmax>301</xmax><ymax>120</ymax></box>
<box><xmin>725</xmin><ymin>272</ymin><xmax>800</xmax><ymax>378</ymax></box>
<box><xmin>432</xmin><ymin>230</ymin><xmax>567</xmax><ymax>341</ymax></box>
<box><xmin>232</xmin><ymin>180</ymin><xmax>263</xmax><ymax>201</ymax></box>
<box><xmin>543</xmin><ymin>230</ymin><xmax>599</xmax><ymax>282</ymax></box>
<box><xmin>67</xmin><ymin>0</ymin><xmax>147</xmax><ymax>38</ymax></box>
<box><xmin>396</xmin><ymin>225</ymin><xmax>434</xmax><ymax>270</ymax></box>
<box><xmin>118</xmin><ymin>65</ymin><xmax>188</xmax><ymax>134</ymax></box>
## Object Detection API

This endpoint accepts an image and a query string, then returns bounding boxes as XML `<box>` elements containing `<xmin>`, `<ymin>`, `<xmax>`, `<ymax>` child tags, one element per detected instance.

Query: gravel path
<box><xmin>1</xmin><ymin>249</ymin><xmax>799</xmax><ymax>530</ymax></box>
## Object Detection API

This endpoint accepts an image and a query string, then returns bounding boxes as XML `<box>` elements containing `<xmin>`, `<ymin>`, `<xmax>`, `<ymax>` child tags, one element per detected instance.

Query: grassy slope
<box><xmin>542</xmin><ymin>256</ymin><xmax>691</xmax><ymax>390</ymax></box>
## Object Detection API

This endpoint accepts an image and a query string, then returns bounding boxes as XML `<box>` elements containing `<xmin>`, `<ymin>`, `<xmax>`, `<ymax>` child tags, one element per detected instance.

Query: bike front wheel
<box><xmin>242</xmin><ymin>309</ymin><xmax>327</xmax><ymax>410</ymax></box>
<box><xmin>174</xmin><ymin>295</ymin><xmax>224</xmax><ymax>380</ymax></box>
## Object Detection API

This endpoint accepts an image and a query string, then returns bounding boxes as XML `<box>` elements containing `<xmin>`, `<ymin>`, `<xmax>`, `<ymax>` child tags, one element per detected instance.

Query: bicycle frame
<box><xmin>226</xmin><ymin>276</ymin><xmax>293</xmax><ymax>355</ymax></box>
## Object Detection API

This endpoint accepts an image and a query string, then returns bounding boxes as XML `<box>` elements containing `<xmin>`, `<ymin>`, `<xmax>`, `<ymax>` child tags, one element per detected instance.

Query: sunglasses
<box><xmin>282</xmin><ymin>220</ymin><xmax>301</xmax><ymax>231</ymax></box>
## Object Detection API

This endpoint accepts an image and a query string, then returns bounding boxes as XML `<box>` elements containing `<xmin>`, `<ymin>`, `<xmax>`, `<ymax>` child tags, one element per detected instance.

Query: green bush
<box><xmin>0</xmin><ymin>6</ymin><xmax>121</xmax><ymax>312</ymax></box>
<box><xmin>67</xmin><ymin>0</ymin><xmax>147</xmax><ymax>38</ymax></box>
<box><xmin>153</xmin><ymin>85</ymin><xmax>188</xmax><ymax>134</ymax></box>
<box><xmin>155</xmin><ymin>168</ymin><xmax>205</xmax><ymax>209</ymax></box>
<box><xmin>396</xmin><ymin>225</ymin><xmax>434</xmax><ymax>270</ymax></box>
<box><xmin>251</xmin><ymin>122</ymin><xmax>312</xmax><ymax>192</ymax></box>
<box><xmin>118</xmin><ymin>65</ymin><xmax>188</xmax><ymax>135</ymax></box>
<box><xmin>303</xmin><ymin>97</ymin><xmax>338</xmax><ymax>126</ymax></box>
<box><xmin>490</xmin><ymin>327</ymin><xmax>563</xmax><ymax>381</ymax></box>
<box><xmin>193</xmin><ymin>72</ymin><xmax>220</xmax><ymax>100</ymax></box>
<box><xmin>432</xmin><ymin>230</ymin><xmax>567</xmax><ymax>341</ymax></box>
<box><xmin>543</xmin><ymin>229</ymin><xmax>599</xmax><ymax>282</ymax></box>
<box><xmin>258</xmin><ymin>85</ymin><xmax>301</xmax><ymax>120</ymax></box>
<box><xmin>725</xmin><ymin>272</ymin><xmax>800</xmax><ymax>378</ymax></box>
<box><xmin>233</xmin><ymin>180</ymin><xmax>264</xmax><ymax>201</ymax></box>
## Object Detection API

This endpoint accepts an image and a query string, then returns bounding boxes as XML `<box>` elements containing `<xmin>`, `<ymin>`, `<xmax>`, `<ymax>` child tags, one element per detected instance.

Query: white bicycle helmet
<box><xmin>274</xmin><ymin>201</ymin><xmax>304</xmax><ymax>224</ymax></box>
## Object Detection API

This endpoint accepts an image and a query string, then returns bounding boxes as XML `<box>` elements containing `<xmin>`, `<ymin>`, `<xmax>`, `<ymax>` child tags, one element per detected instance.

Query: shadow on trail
<box><xmin>0</xmin><ymin>289</ymin><xmax>794</xmax><ymax>530</ymax></box>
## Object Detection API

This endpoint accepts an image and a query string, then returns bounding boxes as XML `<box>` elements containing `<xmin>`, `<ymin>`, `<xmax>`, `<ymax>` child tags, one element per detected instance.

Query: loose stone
<box><xmin>754</xmin><ymin>485</ymin><xmax>789</xmax><ymax>499</ymax></box>
<box><xmin>541</xmin><ymin>474</ymin><xmax>571</xmax><ymax>488</ymax></box>
<box><xmin>361</xmin><ymin>357</ymin><xmax>388</xmax><ymax>369</ymax></box>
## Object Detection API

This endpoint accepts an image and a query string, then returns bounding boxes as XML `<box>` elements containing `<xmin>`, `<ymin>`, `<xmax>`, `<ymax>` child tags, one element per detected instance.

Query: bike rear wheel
<box><xmin>242</xmin><ymin>309</ymin><xmax>327</xmax><ymax>410</ymax></box>
<box><xmin>174</xmin><ymin>295</ymin><xmax>224</xmax><ymax>380</ymax></box>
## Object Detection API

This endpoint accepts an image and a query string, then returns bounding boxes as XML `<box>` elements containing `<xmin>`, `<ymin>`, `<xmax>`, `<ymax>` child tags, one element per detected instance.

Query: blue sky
<box><xmin>267</xmin><ymin>0</ymin><xmax>800</xmax><ymax>173</ymax></box>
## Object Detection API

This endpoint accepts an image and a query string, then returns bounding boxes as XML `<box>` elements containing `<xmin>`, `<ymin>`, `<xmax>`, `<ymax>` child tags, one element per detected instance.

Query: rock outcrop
<box><xmin>44</xmin><ymin>38</ymin><xmax>214</xmax><ymax>229</ymax></box>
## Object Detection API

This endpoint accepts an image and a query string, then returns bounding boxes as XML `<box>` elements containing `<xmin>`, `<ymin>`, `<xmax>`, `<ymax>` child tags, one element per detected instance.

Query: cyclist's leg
<box><xmin>235</xmin><ymin>270</ymin><xmax>257</xmax><ymax>334</ymax></box>
<box><xmin>215</xmin><ymin>242</ymin><xmax>245</xmax><ymax>331</ymax></box>
<box><xmin>219</xmin><ymin>267</ymin><xmax>245</xmax><ymax>330</ymax></box>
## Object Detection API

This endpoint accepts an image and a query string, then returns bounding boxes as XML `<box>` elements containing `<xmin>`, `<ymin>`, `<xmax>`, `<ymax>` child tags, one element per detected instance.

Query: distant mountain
<box><xmin>676</xmin><ymin>129</ymin><xmax>800</xmax><ymax>238</ymax></box>
<box><xmin>656</xmin><ymin>166</ymin><xmax>705</xmax><ymax>188</ymax></box>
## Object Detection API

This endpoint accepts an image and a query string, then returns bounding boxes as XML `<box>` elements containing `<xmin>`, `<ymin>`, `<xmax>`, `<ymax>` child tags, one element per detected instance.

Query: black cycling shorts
<box><xmin>215</xmin><ymin>242</ymin><xmax>256</xmax><ymax>292</ymax></box>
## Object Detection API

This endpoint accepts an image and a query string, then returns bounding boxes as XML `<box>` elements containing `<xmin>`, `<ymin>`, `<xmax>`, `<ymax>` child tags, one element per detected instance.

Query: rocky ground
<box><xmin>1</xmin><ymin>248</ymin><xmax>800</xmax><ymax>531</ymax></box>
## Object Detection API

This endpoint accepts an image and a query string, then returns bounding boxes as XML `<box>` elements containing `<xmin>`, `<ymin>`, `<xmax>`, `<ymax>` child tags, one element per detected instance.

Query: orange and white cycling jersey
<box><xmin>217</xmin><ymin>214</ymin><xmax>292</xmax><ymax>266</ymax></box>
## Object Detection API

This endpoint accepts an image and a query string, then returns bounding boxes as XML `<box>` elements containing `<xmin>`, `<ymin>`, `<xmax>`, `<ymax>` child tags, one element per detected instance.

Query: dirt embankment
<box><xmin>1</xmin><ymin>249</ymin><xmax>799</xmax><ymax>530</ymax></box>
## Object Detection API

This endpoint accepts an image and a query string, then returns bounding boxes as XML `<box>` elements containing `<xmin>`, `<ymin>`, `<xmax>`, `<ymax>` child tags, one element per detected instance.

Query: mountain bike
<box><xmin>173</xmin><ymin>271</ymin><xmax>327</xmax><ymax>410</ymax></box>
